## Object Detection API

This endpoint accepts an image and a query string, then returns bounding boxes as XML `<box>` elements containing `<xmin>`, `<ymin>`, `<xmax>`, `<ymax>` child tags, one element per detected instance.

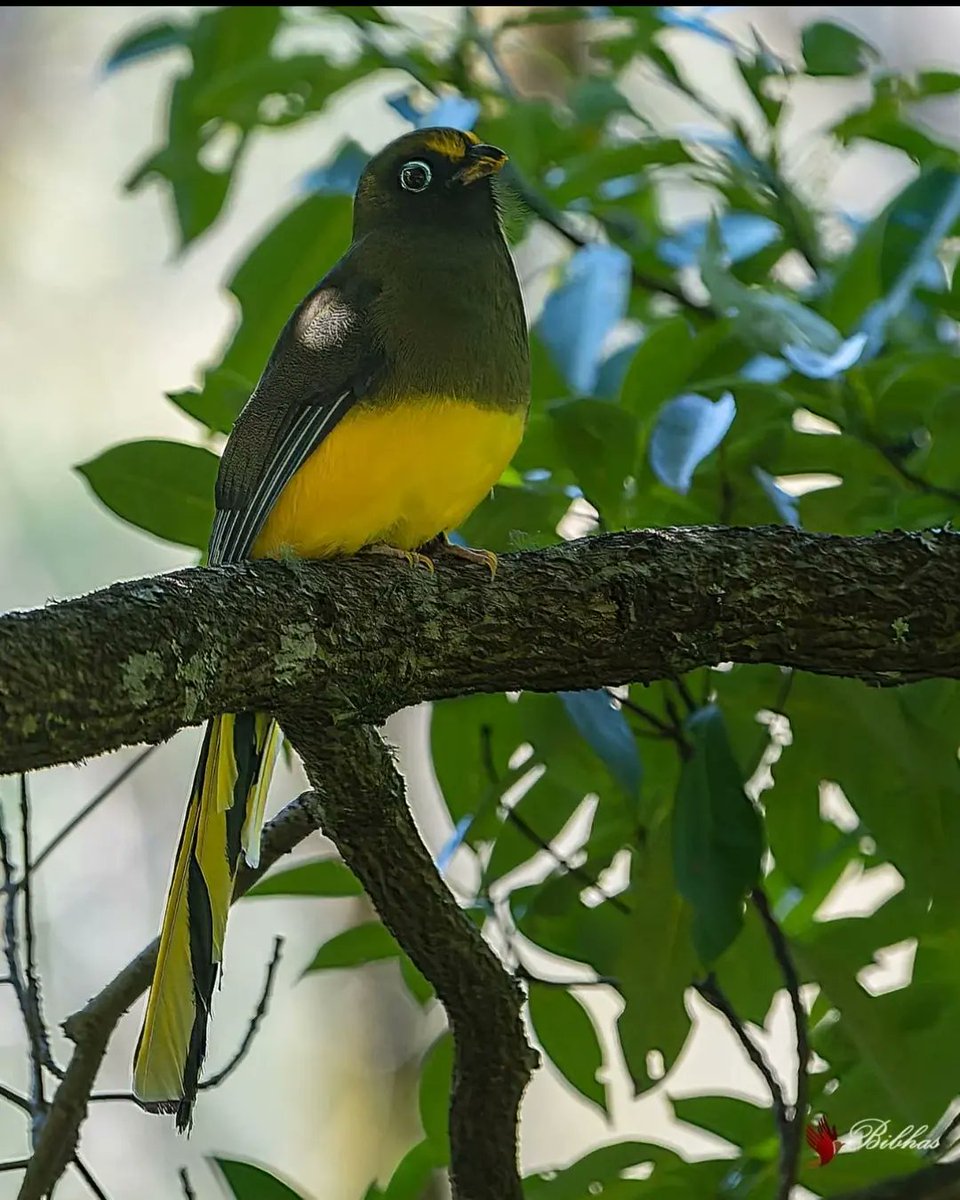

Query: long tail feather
<box><xmin>133</xmin><ymin>712</ymin><xmax>280</xmax><ymax>1129</ymax></box>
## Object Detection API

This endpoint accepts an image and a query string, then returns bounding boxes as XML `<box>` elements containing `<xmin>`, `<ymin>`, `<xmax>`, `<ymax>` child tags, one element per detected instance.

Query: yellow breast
<box><xmin>252</xmin><ymin>398</ymin><xmax>525</xmax><ymax>560</ymax></box>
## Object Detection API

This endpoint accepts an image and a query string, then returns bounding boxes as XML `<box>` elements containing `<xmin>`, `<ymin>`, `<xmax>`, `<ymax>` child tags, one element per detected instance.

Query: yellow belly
<box><xmin>252</xmin><ymin>398</ymin><xmax>525</xmax><ymax>560</ymax></box>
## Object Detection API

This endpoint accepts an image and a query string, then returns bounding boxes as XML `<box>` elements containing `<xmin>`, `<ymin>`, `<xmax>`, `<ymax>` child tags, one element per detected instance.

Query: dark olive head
<box><xmin>353</xmin><ymin>127</ymin><xmax>507</xmax><ymax>238</ymax></box>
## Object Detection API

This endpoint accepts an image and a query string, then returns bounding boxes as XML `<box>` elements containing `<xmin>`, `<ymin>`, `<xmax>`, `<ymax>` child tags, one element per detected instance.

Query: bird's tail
<box><xmin>133</xmin><ymin>711</ymin><xmax>281</xmax><ymax>1129</ymax></box>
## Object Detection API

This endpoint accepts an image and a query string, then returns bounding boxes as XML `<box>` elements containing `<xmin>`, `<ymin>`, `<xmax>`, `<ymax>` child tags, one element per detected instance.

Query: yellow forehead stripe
<box><xmin>423</xmin><ymin>128</ymin><xmax>478</xmax><ymax>160</ymax></box>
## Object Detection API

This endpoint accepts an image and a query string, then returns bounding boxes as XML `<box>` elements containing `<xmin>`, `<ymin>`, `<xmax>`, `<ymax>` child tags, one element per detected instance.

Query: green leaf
<box><xmin>376</xmin><ymin>1140</ymin><xmax>444</xmax><ymax>1200</ymax></box>
<box><xmin>192</xmin><ymin>193</ymin><xmax>353</xmax><ymax>427</ymax></box>
<box><xmin>615</xmin><ymin>823</ymin><xmax>698</xmax><ymax>1092</ymax></box>
<box><xmin>802</xmin><ymin>21</ymin><xmax>877</xmax><ymax>76</ymax></box>
<box><xmin>419</xmin><ymin>1033</ymin><xmax>453</xmax><ymax>1151</ymax></box>
<box><xmin>524</xmin><ymin>1141</ymin><xmax>676</xmax><ymax>1199</ymax></box>
<box><xmin>672</xmin><ymin>705</ymin><xmax>763</xmax><ymax>963</ymax></box>
<box><xmin>528</xmin><ymin>984</ymin><xmax>607</xmax><ymax>1114</ymax></box>
<box><xmin>303</xmin><ymin>922</ymin><xmax>398</xmax><ymax>973</ymax></box>
<box><xmin>105</xmin><ymin>19</ymin><xmax>186</xmax><ymax>71</ymax></box>
<box><xmin>399</xmin><ymin>953</ymin><xmax>434</xmax><ymax>1008</ymax></box>
<box><xmin>245</xmin><ymin>859</ymin><xmax>362</xmax><ymax>899</ymax></box>
<box><xmin>215</xmin><ymin>1158</ymin><xmax>307</xmax><ymax>1200</ymax></box>
<box><xmin>671</xmin><ymin>1093</ymin><xmax>772</xmax><ymax>1150</ymax></box>
<box><xmin>549</xmin><ymin>397</ymin><xmax>638</xmax><ymax>527</ymax></box>
<box><xmin>76</xmin><ymin>439</ymin><xmax>218</xmax><ymax>550</ymax></box>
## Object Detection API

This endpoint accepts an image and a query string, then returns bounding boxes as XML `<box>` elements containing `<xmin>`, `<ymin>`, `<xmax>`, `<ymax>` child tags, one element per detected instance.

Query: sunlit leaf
<box><xmin>215</xmin><ymin>1158</ymin><xmax>307</xmax><ymax>1200</ymax></box>
<box><xmin>649</xmin><ymin>392</ymin><xmax>736</xmax><ymax>495</ymax></box>
<box><xmin>245</xmin><ymin>859</ymin><xmax>362</xmax><ymax>899</ymax></box>
<box><xmin>529</xmin><ymin>984</ymin><xmax>607</xmax><ymax>1114</ymax></box>
<box><xmin>76</xmin><ymin>439</ymin><xmax>218</xmax><ymax>550</ymax></box>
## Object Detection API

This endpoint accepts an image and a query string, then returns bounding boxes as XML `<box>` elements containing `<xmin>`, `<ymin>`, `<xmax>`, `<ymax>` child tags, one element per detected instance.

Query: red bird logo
<box><xmin>807</xmin><ymin>1115</ymin><xmax>843</xmax><ymax>1166</ymax></box>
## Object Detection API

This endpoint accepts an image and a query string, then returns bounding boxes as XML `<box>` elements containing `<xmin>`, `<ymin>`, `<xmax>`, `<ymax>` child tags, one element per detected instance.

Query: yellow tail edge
<box><xmin>133</xmin><ymin>711</ymin><xmax>280</xmax><ymax>1129</ymax></box>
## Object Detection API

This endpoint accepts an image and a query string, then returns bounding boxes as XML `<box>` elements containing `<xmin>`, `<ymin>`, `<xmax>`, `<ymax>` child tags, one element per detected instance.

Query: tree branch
<box><xmin>279</xmin><ymin>717</ymin><xmax>537</xmax><ymax>1200</ymax></box>
<box><xmin>835</xmin><ymin>1159</ymin><xmax>960</xmax><ymax>1200</ymax></box>
<box><xmin>3</xmin><ymin>527</ymin><xmax>959</xmax><ymax>776</ymax></box>
<box><xmin>17</xmin><ymin>792</ymin><xmax>321</xmax><ymax>1200</ymax></box>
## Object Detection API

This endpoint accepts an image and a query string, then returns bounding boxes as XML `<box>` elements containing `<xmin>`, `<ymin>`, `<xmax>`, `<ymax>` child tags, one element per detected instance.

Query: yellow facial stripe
<box><xmin>423</xmin><ymin>128</ymin><xmax>476</xmax><ymax>160</ymax></box>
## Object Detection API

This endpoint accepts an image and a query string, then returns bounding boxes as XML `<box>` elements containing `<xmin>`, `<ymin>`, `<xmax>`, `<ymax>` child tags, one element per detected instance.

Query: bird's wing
<box><xmin>208</xmin><ymin>269</ymin><xmax>383</xmax><ymax>565</ymax></box>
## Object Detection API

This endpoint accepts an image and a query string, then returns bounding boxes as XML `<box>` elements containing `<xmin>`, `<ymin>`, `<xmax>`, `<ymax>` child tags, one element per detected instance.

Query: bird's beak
<box><xmin>452</xmin><ymin>143</ymin><xmax>508</xmax><ymax>187</ymax></box>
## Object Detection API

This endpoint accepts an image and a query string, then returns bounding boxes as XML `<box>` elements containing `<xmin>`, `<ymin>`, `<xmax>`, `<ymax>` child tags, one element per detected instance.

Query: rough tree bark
<box><xmin>2</xmin><ymin>527</ymin><xmax>959</xmax><ymax>775</ymax></box>
<box><xmin>4</xmin><ymin>524</ymin><xmax>960</xmax><ymax>1200</ymax></box>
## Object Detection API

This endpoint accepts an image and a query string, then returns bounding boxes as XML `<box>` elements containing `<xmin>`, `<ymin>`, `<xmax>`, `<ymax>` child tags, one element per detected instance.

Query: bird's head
<box><xmin>353</xmin><ymin>127</ymin><xmax>508</xmax><ymax>238</ymax></box>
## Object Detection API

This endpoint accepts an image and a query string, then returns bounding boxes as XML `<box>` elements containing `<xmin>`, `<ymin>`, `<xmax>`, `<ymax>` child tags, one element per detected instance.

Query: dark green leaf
<box><xmin>802</xmin><ymin>21</ymin><xmax>876</xmax><ymax>76</ymax></box>
<box><xmin>245</xmin><ymin>859</ymin><xmax>361</xmax><ymax>899</ymax></box>
<box><xmin>105</xmin><ymin>19</ymin><xmax>186</xmax><ymax>71</ymax></box>
<box><xmin>215</xmin><ymin>1158</ymin><xmax>307</xmax><ymax>1200</ymax></box>
<box><xmin>377</xmin><ymin>1140</ymin><xmax>444</xmax><ymax>1200</ymax></box>
<box><xmin>303</xmin><ymin>922</ymin><xmax>398</xmax><ymax>973</ymax></box>
<box><xmin>615</xmin><ymin>823</ymin><xmax>698</xmax><ymax>1092</ymax></box>
<box><xmin>398</xmin><ymin>953</ymin><xmax>434</xmax><ymax>1008</ymax></box>
<box><xmin>419</xmin><ymin>1033</ymin><xmax>453</xmax><ymax>1151</ymax></box>
<box><xmin>524</xmin><ymin>1141</ymin><xmax>676</xmax><ymax>1199</ymax></box>
<box><xmin>549</xmin><ymin>397</ymin><xmax>638</xmax><ymax>526</ymax></box>
<box><xmin>672</xmin><ymin>705</ymin><xmax>763</xmax><ymax>963</ymax></box>
<box><xmin>558</xmin><ymin>691</ymin><xmax>641</xmax><ymax>800</ymax></box>
<box><xmin>671</xmin><ymin>1093</ymin><xmax>772</xmax><ymax>1150</ymax></box>
<box><xmin>192</xmin><ymin>194</ymin><xmax>353</xmax><ymax>427</ymax></box>
<box><xmin>528</xmin><ymin>984</ymin><xmax>607</xmax><ymax>1114</ymax></box>
<box><xmin>76</xmin><ymin>439</ymin><xmax>218</xmax><ymax>550</ymax></box>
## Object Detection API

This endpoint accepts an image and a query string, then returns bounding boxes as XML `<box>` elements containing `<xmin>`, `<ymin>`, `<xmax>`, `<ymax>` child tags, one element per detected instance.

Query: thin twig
<box><xmin>504</xmin><ymin>805</ymin><xmax>631</xmax><ymax>915</ymax></box>
<box><xmin>0</xmin><ymin>1159</ymin><xmax>29</xmax><ymax>1173</ymax></box>
<box><xmin>752</xmin><ymin>886</ymin><xmax>808</xmax><ymax>1200</ymax></box>
<box><xmin>179</xmin><ymin>1167</ymin><xmax>196</xmax><ymax>1200</ymax></box>
<box><xmin>933</xmin><ymin>1107</ymin><xmax>960</xmax><ymax>1159</ymax></box>
<box><xmin>479</xmin><ymin>726</ymin><xmax>631</xmax><ymax>915</ymax></box>
<box><xmin>609</xmin><ymin>690</ymin><xmax>675</xmax><ymax>738</ymax></box>
<box><xmin>30</xmin><ymin>746</ymin><xmax>157</xmax><ymax>878</ymax></box>
<box><xmin>19</xmin><ymin>777</ymin><xmax>59</xmax><ymax>1084</ymax></box>
<box><xmin>199</xmin><ymin>936</ymin><xmax>284</xmax><ymax>1091</ymax></box>
<box><xmin>0</xmin><ymin>792</ymin><xmax>45</xmax><ymax>1117</ymax></box>
<box><xmin>672</xmin><ymin>677</ymin><xmax>698</xmax><ymax>716</ymax></box>
<box><xmin>73</xmin><ymin>1155</ymin><xmax>109</xmax><ymax>1200</ymax></box>
<box><xmin>0</xmin><ymin>1081</ymin><xmax>32</xmax><ymax>1113</ymax></box>
<box><xmin>18</xmin><ymin>791</ymin><xmax>323</xmax><ymax>1200</ymax></box>
<box><xmin>873</xmin><ymin>442</ymin><xmax>960</xmax><ymax>507</ymax></box>
<box><xmin>515</xmin><ymin>964</ymin><xmax>619</xmax><ymax>989</ymax></box>
<box><xmin>694</xmin><ymin>972</ymin><xmax>786</xmax><ymax>1122</ymax></box>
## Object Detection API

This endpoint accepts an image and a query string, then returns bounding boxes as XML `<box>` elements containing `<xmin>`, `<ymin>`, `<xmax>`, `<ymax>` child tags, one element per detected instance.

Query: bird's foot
<box><xmin>361</xmin><ymin>542</ymin><xmax>435</xmax><ymax>572</ymax></box>
<box><xmin>425</xmin><ymin>533</ymin><xmax>498</xmax><ymax>578</ymax></box>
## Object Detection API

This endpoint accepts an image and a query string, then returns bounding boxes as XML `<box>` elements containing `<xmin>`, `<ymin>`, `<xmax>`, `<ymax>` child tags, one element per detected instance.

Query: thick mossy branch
<box><xmin>282</xmin><ymin>718</ymin><xmax>536</xmax><ymax>1200</ymax></box>
<box><xmin>4</xmin><ymin>526</ymin><xmax>960</xmax><ymax>775</ymax></box>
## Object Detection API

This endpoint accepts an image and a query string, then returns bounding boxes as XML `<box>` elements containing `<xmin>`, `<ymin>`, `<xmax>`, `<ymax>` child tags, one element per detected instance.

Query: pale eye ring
<box><xmin>399</xmin><ymin>160</ymin><xmax>432</xmax><ymax>193</ymax></box>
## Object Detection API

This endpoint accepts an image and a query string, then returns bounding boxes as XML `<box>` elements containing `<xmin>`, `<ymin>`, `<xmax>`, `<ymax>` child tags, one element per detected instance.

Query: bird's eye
<box><xmin>399</xmin><ymin>160</ymin><xmax>432</xmax><ymax>193</ymax></box>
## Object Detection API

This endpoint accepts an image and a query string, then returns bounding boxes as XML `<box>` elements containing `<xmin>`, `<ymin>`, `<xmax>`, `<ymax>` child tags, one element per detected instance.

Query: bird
<box><xmin>806</xmin><ymin>1115</ymin><xmax>843</xmax><ymax>1166</ymax></box>
<box><xmin>132</xmin><ymin>126</ymin><xmax>530</xmax><ymax>1127</ymax></box>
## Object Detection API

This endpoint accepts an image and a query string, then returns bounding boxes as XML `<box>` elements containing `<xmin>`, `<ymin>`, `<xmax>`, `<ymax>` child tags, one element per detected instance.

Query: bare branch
<box><xmin>17</xmin><ymin>791</ymin><xmax>321</xmax><ymax>1200</ymax></box>
<box><xmin>73</xmin><ymin>1155</ymin><xmax>109</xmax><ymax>1200</ymax></box>
<box><xmin>751</xmin><ymin>887</ymin><xmax>809</xmax><ymax>1200</ymax></box>
<box><xmin>179</xmin><ymin>1167</ymin><xmax>196</xmax><ymax>1200</ymax></box>
<box><xmin>3</xmin><ymin>528</ymin><xmax>960</xmax><ymax>776</ymax></box>
<box><xmin>694</xmin><ymin>973</ymin><xmax>786</xmax><ymax>1123</ymax></box>
<box><xmin>281</xmin><ymin>717</ymin><xmax>537</xmax><ymax>1200</ymax></box>
<box><xmin>30</xmin><ymin>746</ymin><xmax>158</xmax><ymax>878</ymax></box>
<box><xmin>835</xmin><ymin>1159</ymin><xmax>960</xmax><ymax>1200</ymax></box>
<box><xmin>199</xmin><ymin>936</ymin><xmax>284</xmax><ymax>1092</ymax></box>
<box><xmin>0</xmin><ymin>1082</ymin><xmax>31</xmax><ymax>1114</ymax></box>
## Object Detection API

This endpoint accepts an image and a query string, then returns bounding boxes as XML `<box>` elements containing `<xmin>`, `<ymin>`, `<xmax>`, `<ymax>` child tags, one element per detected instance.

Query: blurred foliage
<box><xmin>86</xmin><ymin>6</ymin><xmax>960</xmax><ymax>1197</ymax></box>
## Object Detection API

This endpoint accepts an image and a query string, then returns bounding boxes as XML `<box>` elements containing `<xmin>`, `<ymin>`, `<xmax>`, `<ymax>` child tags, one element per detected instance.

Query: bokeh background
<box><xmin>1</xmin><ymin>6</ymin><xmax>959</xmax><ymax>1198</ymax></box>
